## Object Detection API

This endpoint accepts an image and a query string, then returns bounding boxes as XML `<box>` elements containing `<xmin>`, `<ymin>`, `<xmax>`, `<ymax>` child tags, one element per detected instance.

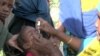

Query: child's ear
<box><xmin>23</xmin><ymin>43</ymin><xmax>31</xmax><ymax>50</ymax></box>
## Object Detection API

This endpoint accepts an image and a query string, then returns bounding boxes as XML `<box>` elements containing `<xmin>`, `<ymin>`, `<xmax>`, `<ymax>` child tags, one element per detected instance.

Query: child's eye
<box><xmin>2</xmin><ymin>2</ymin><xmax>6</xmax><ymax>6</ymax></box>
<box><xmin>8</xmin><ymin>5</ymin><xmax>13</xmax><ymax>8</ymax></box>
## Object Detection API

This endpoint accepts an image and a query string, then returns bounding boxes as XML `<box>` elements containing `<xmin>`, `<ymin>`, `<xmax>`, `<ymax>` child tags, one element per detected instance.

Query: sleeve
<box><xmin>37</xmin><ymin>0</ymin><xmax>49</xmax><ymax>18</ymax></box>
<box><xmin>59</xmin><ymin>0</ymin><xmax>69</xmax><ymax>24</ymax></box>
<box><xmin>37</xmin><ymin>0</ymin><xmax>53</xmax><ymax>26</ymax></box>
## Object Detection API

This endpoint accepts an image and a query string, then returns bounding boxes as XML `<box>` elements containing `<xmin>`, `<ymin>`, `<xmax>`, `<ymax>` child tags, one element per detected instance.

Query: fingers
<box><xmin>36</xmin><ymin>17</ymin><xmax>48</xmax><ymax>27</ymax></box>
<box><xmin>36</xmin><ymin>17</ymin><xmax>46</xmax><ymax>23</ymax></box>
<box><xmin>12</xmin><ymin>44</ymin><xmax>24</xmax><ymax>52</ymax></box>
<box><xmin>8</xmin><ymin>34</ymin><xmax>24</xmax><ymax>52</ymax></box>
<box><xmin>8</xmin><ymin>38</ymin><xmax>23</xmax><ymax>52</ymax></box>
<box><xmin>36</xmin><ymin>18</ymin><xmax>50</xmax><ymax>33</ymax></box>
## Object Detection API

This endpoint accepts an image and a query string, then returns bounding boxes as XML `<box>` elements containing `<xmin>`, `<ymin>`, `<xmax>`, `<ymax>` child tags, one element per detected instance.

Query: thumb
<box><xmin>8</xmin><ymin>38</ymin><xmax>24</xmax><ymax>52</ymax></box>
<box><xmin>8</xmin><ymin>34</ymin><xmax>24</xmax><ymax>52</ymax></box>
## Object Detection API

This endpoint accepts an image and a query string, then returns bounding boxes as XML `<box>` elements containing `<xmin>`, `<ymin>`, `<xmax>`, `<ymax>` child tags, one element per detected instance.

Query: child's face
<box><xmin>21</xmin><ymin>26</ymin><xmax>40</xmax><ymax>49</ymax></box>
<box><xmin>0</xmin><ymin>0</ymin><xmax>14</xmax><ymax>20</ymax></box>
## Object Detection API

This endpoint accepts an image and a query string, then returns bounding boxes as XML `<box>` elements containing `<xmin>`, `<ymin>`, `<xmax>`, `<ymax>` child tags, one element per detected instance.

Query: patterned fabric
<box><xmin>60</xmin><ymin>0</ymin><xmax>100</xmax><ymax>55</ymax></box>
<box><xmin>59</xmin><ymin>0</ymin><xmax>99</xmax><ymax>38</ymax></box>
<box><xmin>81</xmin><ymin>0</ymin><xmax>100</xmax><ymax>12</ymax></box>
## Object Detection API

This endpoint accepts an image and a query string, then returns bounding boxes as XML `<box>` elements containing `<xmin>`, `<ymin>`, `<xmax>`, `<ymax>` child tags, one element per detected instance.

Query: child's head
<box><xmin>0</xmin><ymin>0</ymin><xmax>14</xmax><ymax>22</ymax></box>
<box><xmin>17</xmin><ymin>26</ymin><xmax>40</xmax><ymax>51</ymax></box>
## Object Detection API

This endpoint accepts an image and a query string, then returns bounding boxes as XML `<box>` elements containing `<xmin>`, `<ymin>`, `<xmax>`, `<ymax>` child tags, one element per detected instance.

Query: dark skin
<box><xmin>36</xmin><ymin>18</ymin><xmax>81</xmax><ymax>51</ymax></box>
<box><xmin>37</xmin><ymin>17</ymin><xmax>100</xmax><ymax>51</ymax></box>
<box><xmin>17</xmin><ymin>26</ymin><xmax>62</xmax><ymax>56</ymax></box>
<box><xmin>17</xmin><ymin>26</ymin><xmax>40</xmax><ymax>56</ymax></box>
<box><xmin>36</xmin><ymin>17</ymin><xmax>61</xmax><ymax>47</ymax></box>
<box><xmin>0</xmin><ymin>0</ymin><xmax>23</xmax><ymax>52</ymax></box>
<box><xmin>0</xmin><ymin>0</ymin><xmax>13</xmax><ymax>23</ymax></box>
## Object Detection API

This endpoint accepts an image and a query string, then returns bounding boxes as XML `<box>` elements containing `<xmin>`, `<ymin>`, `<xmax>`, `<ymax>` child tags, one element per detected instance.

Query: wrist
<box><xmin>53</xmin><ymin>29</ymin><xmax>59</xmax><ymax>36</ymax></box>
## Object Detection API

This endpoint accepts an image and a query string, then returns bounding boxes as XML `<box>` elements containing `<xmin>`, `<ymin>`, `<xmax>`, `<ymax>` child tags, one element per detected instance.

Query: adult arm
<box><xmin>37</xmin><ymin>18</ymin><xmax>82</xmax><ymax>51</ymax></box>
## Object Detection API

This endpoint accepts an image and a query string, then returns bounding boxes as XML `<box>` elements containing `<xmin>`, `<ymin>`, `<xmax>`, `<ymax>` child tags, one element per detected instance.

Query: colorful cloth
<box><xmin>59</xmin><ymin>0</ymin><xmax>100</xmax><ymax>56</ymax></box>
<box><xmin>59</xmin><ymin>0</ymin><xmax>100</xmax><ymax>38</ymax></box>
<box><xmin>81</xmin><ymin>0</ymin><xmax>100</xmax><ymax>12</ymax></box>
<box><xmin>78</xmin><ymin>37</ymin><xmax>100</xmax><ymax>56</ymax></box>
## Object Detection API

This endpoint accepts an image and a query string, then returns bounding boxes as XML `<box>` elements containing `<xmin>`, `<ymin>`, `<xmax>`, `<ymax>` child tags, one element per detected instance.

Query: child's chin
<box><xmin>0</xmin><ymin>16</ymin><xmax>7</xmax><ymax>20</ymax></box>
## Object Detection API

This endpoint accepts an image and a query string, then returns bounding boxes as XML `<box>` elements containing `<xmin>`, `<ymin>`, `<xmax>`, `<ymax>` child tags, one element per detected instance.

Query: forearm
<box><xmin>55</xmin><ymin>31</ymin><xmax>82</xmax><ymax>51</ymax></box>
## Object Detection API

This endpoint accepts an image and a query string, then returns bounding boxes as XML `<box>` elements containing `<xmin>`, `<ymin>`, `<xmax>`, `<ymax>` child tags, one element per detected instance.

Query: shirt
<box><xmin>59</xmin><ymin>0</ymin><xmax>100</xmax><ymax>38</ymax></box>
<box><xmin>13</xmin><ymin>0</ymin><xmax>53</xmax><ymax>25</ymax></box>
<box><xmin>0</xmin><ymin>20</ymin><xmax>12</xmax><ymax>56</ymax></box>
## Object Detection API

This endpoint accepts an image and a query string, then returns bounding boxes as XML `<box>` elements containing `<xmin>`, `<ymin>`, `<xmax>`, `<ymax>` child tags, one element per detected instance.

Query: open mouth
<box><xmin>0</xmin><ymin>13</ymin><xmax>8</xmax><ymax>19</ymax></box>
<box><xmin>0</xmin><ymin>15</ymin><xmax>7</xmax><ymax>19</ymax></box>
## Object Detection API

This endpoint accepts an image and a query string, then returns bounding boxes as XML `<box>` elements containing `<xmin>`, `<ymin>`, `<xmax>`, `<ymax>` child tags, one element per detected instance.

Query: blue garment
<box><xmin>59</xmin><ymin>0</ymin><xmax>99</xmax><ymax>56</ymax></box>
<box><xmin>13</xmin><ymin>0</ymin><xmax>52</xmax><ymax>24</ymax></box>
<box><xmin>59</xmin><ymin>0</ymin><xmax>98</xmax><ymax>38</ymax></box>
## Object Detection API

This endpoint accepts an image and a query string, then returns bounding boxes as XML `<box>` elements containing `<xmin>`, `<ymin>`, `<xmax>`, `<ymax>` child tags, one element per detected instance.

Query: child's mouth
<box><xmin>0</xmin><ymin>13</ymin><xmax>8</xmax><ymax>19</ymax></box>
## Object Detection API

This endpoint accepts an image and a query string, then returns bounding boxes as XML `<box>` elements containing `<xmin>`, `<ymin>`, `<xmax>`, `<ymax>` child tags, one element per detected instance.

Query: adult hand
<box><xmin>32</xmin><ymin>34</ymin><xmax>61</xmax><ymax>55</ymax></box>
<box><xmin>36</xmin><ymin>18</ymin><xmax>57</xmax><ymax>36</ymax></box>
<box><xmin>8</xmin><ymin>34</ymin><xmax>23</xmax><ymax>52</ymax></box>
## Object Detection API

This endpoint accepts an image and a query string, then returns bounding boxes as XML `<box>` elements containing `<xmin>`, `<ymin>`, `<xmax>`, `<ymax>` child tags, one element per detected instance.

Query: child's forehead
<box><xmin>22</xmin><ymin>26</ymin><xmax>36</xmax><ymax>33</ymax></box>
<box><xmin>25</xmin><ymin>26</ymin><xmax>35</xmax><ymax>30</ymax></box>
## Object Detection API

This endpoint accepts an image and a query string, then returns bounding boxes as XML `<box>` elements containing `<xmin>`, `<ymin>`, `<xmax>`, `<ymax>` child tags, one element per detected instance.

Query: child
<box><xmin>17</xmin><ymin>26</ymin><xmax>62</xmax><ymax>56</ymax></box>
<box><xmin>17</xmin><ymin>26</ymin><xmax>41</xmax><ymax>56</ymax></box>
<box><xmin>0</xmin><ymin>0</ymin><xmax>21</xmax><ymax>56</ymax></box>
